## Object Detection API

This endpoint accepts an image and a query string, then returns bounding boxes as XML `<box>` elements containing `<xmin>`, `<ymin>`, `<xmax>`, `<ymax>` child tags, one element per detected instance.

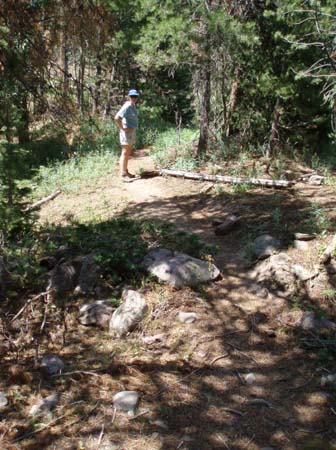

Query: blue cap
<box><xmin>128</xmin><ymin>89</ymin><xmax>139</xmax><ymax>96</ymax></box>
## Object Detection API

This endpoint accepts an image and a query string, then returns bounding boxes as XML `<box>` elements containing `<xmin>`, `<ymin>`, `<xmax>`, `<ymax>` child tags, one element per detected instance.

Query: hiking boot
<box><xmin>126</xmin><ymin>171</ymin><xmax>136</xmax><ymax>178</ymax></box>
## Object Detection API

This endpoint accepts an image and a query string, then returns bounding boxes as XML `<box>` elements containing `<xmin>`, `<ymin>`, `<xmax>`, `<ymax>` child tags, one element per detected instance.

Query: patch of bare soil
<box><xmin>1</xmin><ymin>149</ymin><xmax>336</xmax><ymax>450</ymax></box>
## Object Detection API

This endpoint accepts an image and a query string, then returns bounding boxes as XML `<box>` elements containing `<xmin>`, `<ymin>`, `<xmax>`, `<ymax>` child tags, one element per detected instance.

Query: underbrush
<box><xmin>3</xmin><ymin>216</ymin><xmax>216</xmax><ymax>296</ymax></box>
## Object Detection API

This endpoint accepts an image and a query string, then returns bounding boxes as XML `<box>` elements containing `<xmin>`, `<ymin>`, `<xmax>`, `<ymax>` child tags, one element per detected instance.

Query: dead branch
<box><xmin>23</xmin><ymin>190</ymin><xmax>61</xmax><ymax>213</ymax></box>
<box><xmin>160</xmin><ymin>169</ymin><xmax>295</xmax><ymax>188</ymax></box>
<box><xmin>11</xmin><ymin>291</ymin><xmax>50</xmax><ymax>322</ymax></box>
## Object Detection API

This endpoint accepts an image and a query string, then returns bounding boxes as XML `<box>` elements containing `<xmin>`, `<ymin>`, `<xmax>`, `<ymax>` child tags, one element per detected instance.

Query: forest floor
<box><xmin>2</xmin><ymin>148</ymin><xmax>336</xmax><ymax>450</ymax></box>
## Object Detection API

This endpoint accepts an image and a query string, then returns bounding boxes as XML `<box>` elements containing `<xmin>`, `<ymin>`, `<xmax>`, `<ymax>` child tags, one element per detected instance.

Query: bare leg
<box><xmin>120</xmin><ymin>144</ymin><xmax>132</xmax><ymax>175</ymax></box>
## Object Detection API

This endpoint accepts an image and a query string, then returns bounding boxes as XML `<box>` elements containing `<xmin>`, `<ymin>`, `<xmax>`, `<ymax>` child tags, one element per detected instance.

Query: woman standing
<box><xmin>114</xmin><ymin>89</ymin><xmax>139</xmax><ymax>181</ymax></box>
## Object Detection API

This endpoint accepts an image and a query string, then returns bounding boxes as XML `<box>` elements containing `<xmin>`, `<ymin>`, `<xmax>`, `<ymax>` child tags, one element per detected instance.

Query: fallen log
<box><xmin>23</xmin><ymin>190</ymin><xmax>61</xmax><ymax>212</ymax></box>
<box><xmin>160</xmin><ymin>169</ymin><xmax>295</xmax><ymax>188</ymax></box>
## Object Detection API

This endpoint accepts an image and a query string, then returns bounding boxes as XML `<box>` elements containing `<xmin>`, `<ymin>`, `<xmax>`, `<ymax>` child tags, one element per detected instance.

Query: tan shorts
<box><xmin>120</xmin><ymin>128</ymin><xmax>136</xmax><ymax>146</ymax></box>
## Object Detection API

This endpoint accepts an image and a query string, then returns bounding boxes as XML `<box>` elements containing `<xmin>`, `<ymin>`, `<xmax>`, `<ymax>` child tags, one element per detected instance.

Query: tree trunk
<box><xmin>18</xmin><ymin>94</ymin><xmax>30</xmax><ymax>144</ymax></box>
<box><xmin>197</xmin><ymin>64</ymin><xmax>211</xmax><ymax>156</ymax></box>
<box><xmin>226</xmin><ymin>66</ymin><xmax>240</xmax><ymax>137</ymax></box>
<box><xmin>266</xmin><ymin>97</ymin><xmax>281</xmax><ymax>158</ymax></box>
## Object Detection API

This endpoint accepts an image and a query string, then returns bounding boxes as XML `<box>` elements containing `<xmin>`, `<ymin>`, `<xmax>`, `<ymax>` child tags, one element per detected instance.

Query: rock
<box><xmin>308</xmin><ymin>175</ymin><xmax>324</xmax><ymax>185</ymax></box>
<box><xmin>141</xmin><ymin>334</ymin><xmax>165</xmax><ymax>345</ymax></box>
<box><xmin>326</xmin><ymin>263</ymin><xmax>336</xmax><ymax>275</ymax></box>
<box><xmin>0</xmin><ymin>392</ymin><xmax>8</xmax><ymax>407</ymax></box>
<box><xmin>278</xmin><ymin>310</ymin><xmax>335</xmax><ymax>332</ymax></box>
<box><xmin>253</xmin><ymin>235</ymin><xmax>281</xmax><ymax>260</ymax></box>
<box><xmin>214</xmin><ymin>215</ymin><xmax>239</xmax><ymax>235</ymax></box>
<box><xmin>29</xmin><ymin>393</ymin><xmax>59</xmax><ymax>416</ymax></box>
<box><xmin>109</xmin><ymin>290</ymin><xmax>147</xmax><ymax>337</ymax></box>
<box><xmin>47</xmin><ymin>254</ymin><xmax>100</xmax><ymax>297</ymax></box>
<box><xmin>75</xmin><ymin>254</ymin><xmax>100</xmax><ymax>295</ymax></box>
<box><xmin>248</xmin><ymin>282</ymin><xmax>268</xmax><ymax>298</ymax></box>
<box><xmin>294</xmin><ymin>233</ymin><xmax>315</xmax><ymax>241</ymax></box>
<box><xmin>113</xmin><ymin>391</ymin><xmax>139</xmax><ymax>412</ymax></box>
<box><xmin>321</xmin><ymin>373</ymin><xmax>336</xmax><ymax>386</ymax></box>
<box><xmin>142</xmin><ymin>248</ymin><xmax>220</xmax><ymax>288</ymax></box>
<box><xmin>78</xmin><ymin>300</ymin><xmax>114</xmax><ymax>329</ymax></box>
<box><xmin>178</xmin><ymin>311</ymin><xmax>198</xmax><ymax>324</ymax></box>
<box><xmin>301</xmin><ymin>311</ymin><xmax>317</xmax><ymax>330</ymax></box>
<box><xmin>281</xmin><ymin>170</ymin><xmax>296</xmax><ymax>181</ymax></box>
<box><xmin>245</xmin><ymin>373</ymin><xmax>257</xmax><ymax>384</ymax></box>
<box><xmin>151</xmin><ymin>419</ymin><xmax>169</xmax><ymax>429</ymax></box>
<box><xmin>249</xmin><ymin>253</ymin><xmax>295</xmax><ymax>296</ymax></box>
<box><xmin>292</xmin><ymin>264</ymin><xmax>315</xmax><ymax>281</ymax></box>
<box><xmin>212</xmin><ymin>218</ymin><xmax>224</xmax><ymax>227</ymax></box>
<box><xmin>41</xmin><ymin>354</ymin><xmax>65</xmax><ymax>375</ymax></box>
<box><xmin>294</xmin><ymin>240</ymin><xmax>309</xmax><ymax>251</ymax></box>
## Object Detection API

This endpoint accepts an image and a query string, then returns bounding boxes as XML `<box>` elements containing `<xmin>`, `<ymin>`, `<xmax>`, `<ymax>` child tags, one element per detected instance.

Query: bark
<box><xmin>226</xmin><ymin>66</ymin><xmax>241</xmax><ymax>137</ymax></box>
<box><xmin>160</xmin><ymin>169</ymin><xmax>295</xmax><ymax>188</ymax></box>
<box><xmin>266</xmin><ymin>97</ymin><xmax>281</xmax><ymax>158</ymax></box>
<box><xmin>197</xmin><ymin>64</ymin><xmax>211</xmax><ymax>156</ymax></box>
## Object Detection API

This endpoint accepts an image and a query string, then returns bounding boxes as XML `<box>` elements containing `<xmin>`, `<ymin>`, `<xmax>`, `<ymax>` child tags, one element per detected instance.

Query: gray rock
<box><xmin>292</xmin><ymin>264</ymin><xmax>315</xmax><ymax>281</ymax></box>
<box><xmin>253</xmin><ymin>235</ymin><xmax>281</xmax><ymax>259</ymax></box>
<box><xmin>141</xmin><ymin>333</ymin><xmax>165</xmax><ymax>345</ymax></box>
<box><xmin>41</xmin><ymin>354</ymin><xmax>65</xmax><ymax>375</ymax></box>
<box><xmin>109</xmin><ymin>290</ymin><xmax>147</xmax><ymax>337</ymax></box>
<box><xmin>113</xmin><ymin>391</ymin><xmax>139</xmax><ymax>412</ymax></box>
<box><xmin>214</xmin><ymin>215</ymin><xmax>239</xmax><ymax>235</ymax></box>
<box><xmin>142</xmin><ymin>248</ymin><xmax>220</xmax><ymax>288</ymax></box>
<box><xmin>0</xmin><ymin>392</ymin><xmax>8</xmax><ymax>407</ymax></box>
<box><xmin>245</xmin><ymin>373</ymin><xmax>257</xmax><ymax>384</ymax></box>
<box><xmin>178</xmin><ymin>311</ymin><xmax>198</xmax><ymax>324</ymax></box>
<box><xmin>75</xmin><ymin>254</ymin><xmax>100</xmax><ymax>295</ymax></box>
<box><xmin>29</xmin><ymin>393</ymin><xmax>59</xmax><ymax>416</ymax></box>
<box><xmin>47</xmin><ymin>260</ymin><xmax>80</xmax><ymax>295</ymax></box>
<box><xmin>47</xmin><ymin>254</ymin><xmax>100</xmax><ymax>297</ymax></box>
<box><xmin>78</xmin><ymin>300</ymin><xmax>114</xmax><ymax>329</ymax></box>
<box><xmin>249</xmin><ymin>282</ymin><xmax>268</xmax><ymax>298</ymax></box>
<box><xmin>309</xmin><ymin>174</ymin><xmax>324</xmax><ymax>185</ymax></box>
<box><xmin>321</xmin><ymin>373</ymin><xmax>336</xmax><ymax>386</ymax></box>
<box><xmin>294</xmin><ymin>240</ymin><xmax>309</xmax><ymax>251</ymax></box>
<box><xmin>249</xmin><ymin>253</ymin><xmax>295</xmax><ymax>295</ymax></box>
<box><xmin>326</xmin><ymin>263</ymin><xmax>336</xmax><ymax>275</ymax></box>
<box><xmin>278</xmin><ymin>310</ymin><xmax>335</xmax><ymax>332</ymax></box>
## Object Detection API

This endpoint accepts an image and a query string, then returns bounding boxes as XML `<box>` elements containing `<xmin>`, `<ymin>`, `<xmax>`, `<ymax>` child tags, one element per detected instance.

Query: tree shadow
<box><xmin>1</xmin><ymin>185</ymin><xmax>336</xmax><ymax>449</ymax></box>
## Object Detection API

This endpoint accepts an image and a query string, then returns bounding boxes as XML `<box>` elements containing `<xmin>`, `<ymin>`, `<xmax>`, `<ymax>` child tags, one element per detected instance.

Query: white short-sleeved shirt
<box><xmin>117</xmin><ymin>101</ymin><xmax>138</xmax><ymax>129</ymax></box>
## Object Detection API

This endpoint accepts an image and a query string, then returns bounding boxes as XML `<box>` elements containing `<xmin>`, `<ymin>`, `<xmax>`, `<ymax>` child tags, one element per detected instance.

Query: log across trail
<box><xmin>160</xmin><ymin>169</ymin><xmax>295</xmax><ymax>188</ymax></box>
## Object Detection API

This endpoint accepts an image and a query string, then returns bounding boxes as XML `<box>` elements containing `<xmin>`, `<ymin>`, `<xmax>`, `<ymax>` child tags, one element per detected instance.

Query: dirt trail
<box><xmin>34</xmin><ymin>148</ymin><xmax>336</xmax><ymax>450</ymax></box>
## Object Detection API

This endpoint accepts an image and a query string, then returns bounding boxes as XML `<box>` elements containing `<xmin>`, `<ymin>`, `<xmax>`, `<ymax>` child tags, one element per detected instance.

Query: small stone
<box><xmin>151</xmin><ymin>432</ymin><xmax>160</xmax><ymax>439</ymax></box>
<box><xmin>141</xmin><ymin>334</ymin><xmax>165</xmax><ymax>345</ymax></box>
<box><xmin>245</xmin><ymin>373</ymin><xmax>257</xmax><ymax>384</ymax></box>
<box><xmin>294</xmin><ymin>240</ymin><xmax>309</xmax><ymax>251</ymax></box>
<box><xmin>249</xmin><ymin>283</ymin><xmax>268</xmax><ymax>298</ymax></box>
<box><xmin>113</xmin><ymin>391</ymin><xmax>139</xmax><ymax>413</ymax></box>
<box><xmin>29</xmin><ymin>393</ymin><xmax>59</xmax><ymax>416</ymax></box>
<box><xmin>321</xmin><ymin>373</ymin><xmax>336</xmax><ymax>386</ymax></box>
<box><xmin>292</xmin><ymin>264</ymin><xmax>314</xmax><ymax>281</ymax></box>
<box><xmin>151</xmin><ymin>419</ymin><xmax>169</xmax><ymax>429</ymax></box>
<box><xmin>0</xmin><ymin>392</ymin><xmax>8</xmax><ymax>407</ymax></box>
<box><xmin>178</xmin><ymin>312</ymin><xmax>198</xmax><ymax>324</ymax></box>
<box><xmin>308</xmin><ymin>175</ymin><xmax>324</xmax><ymax>185</ymax></box>
<box><xmin>41</xmin><ymin>354</ymin><xmax>64</xmax><ymax>375</ymax></box>
<box><xmin>78</xmin><ymin>300</ymin><xmax>113</xmax><ymax>328</ymax></box>
<box><xmin>214</xmin><ymin>215</ymin><xmax>239</xmax><ymax>235</ymax></box>
<box><xmin>326</xmin><ymin>263</ymin><xmax>336</xmax><ymax>275</ymax></box>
